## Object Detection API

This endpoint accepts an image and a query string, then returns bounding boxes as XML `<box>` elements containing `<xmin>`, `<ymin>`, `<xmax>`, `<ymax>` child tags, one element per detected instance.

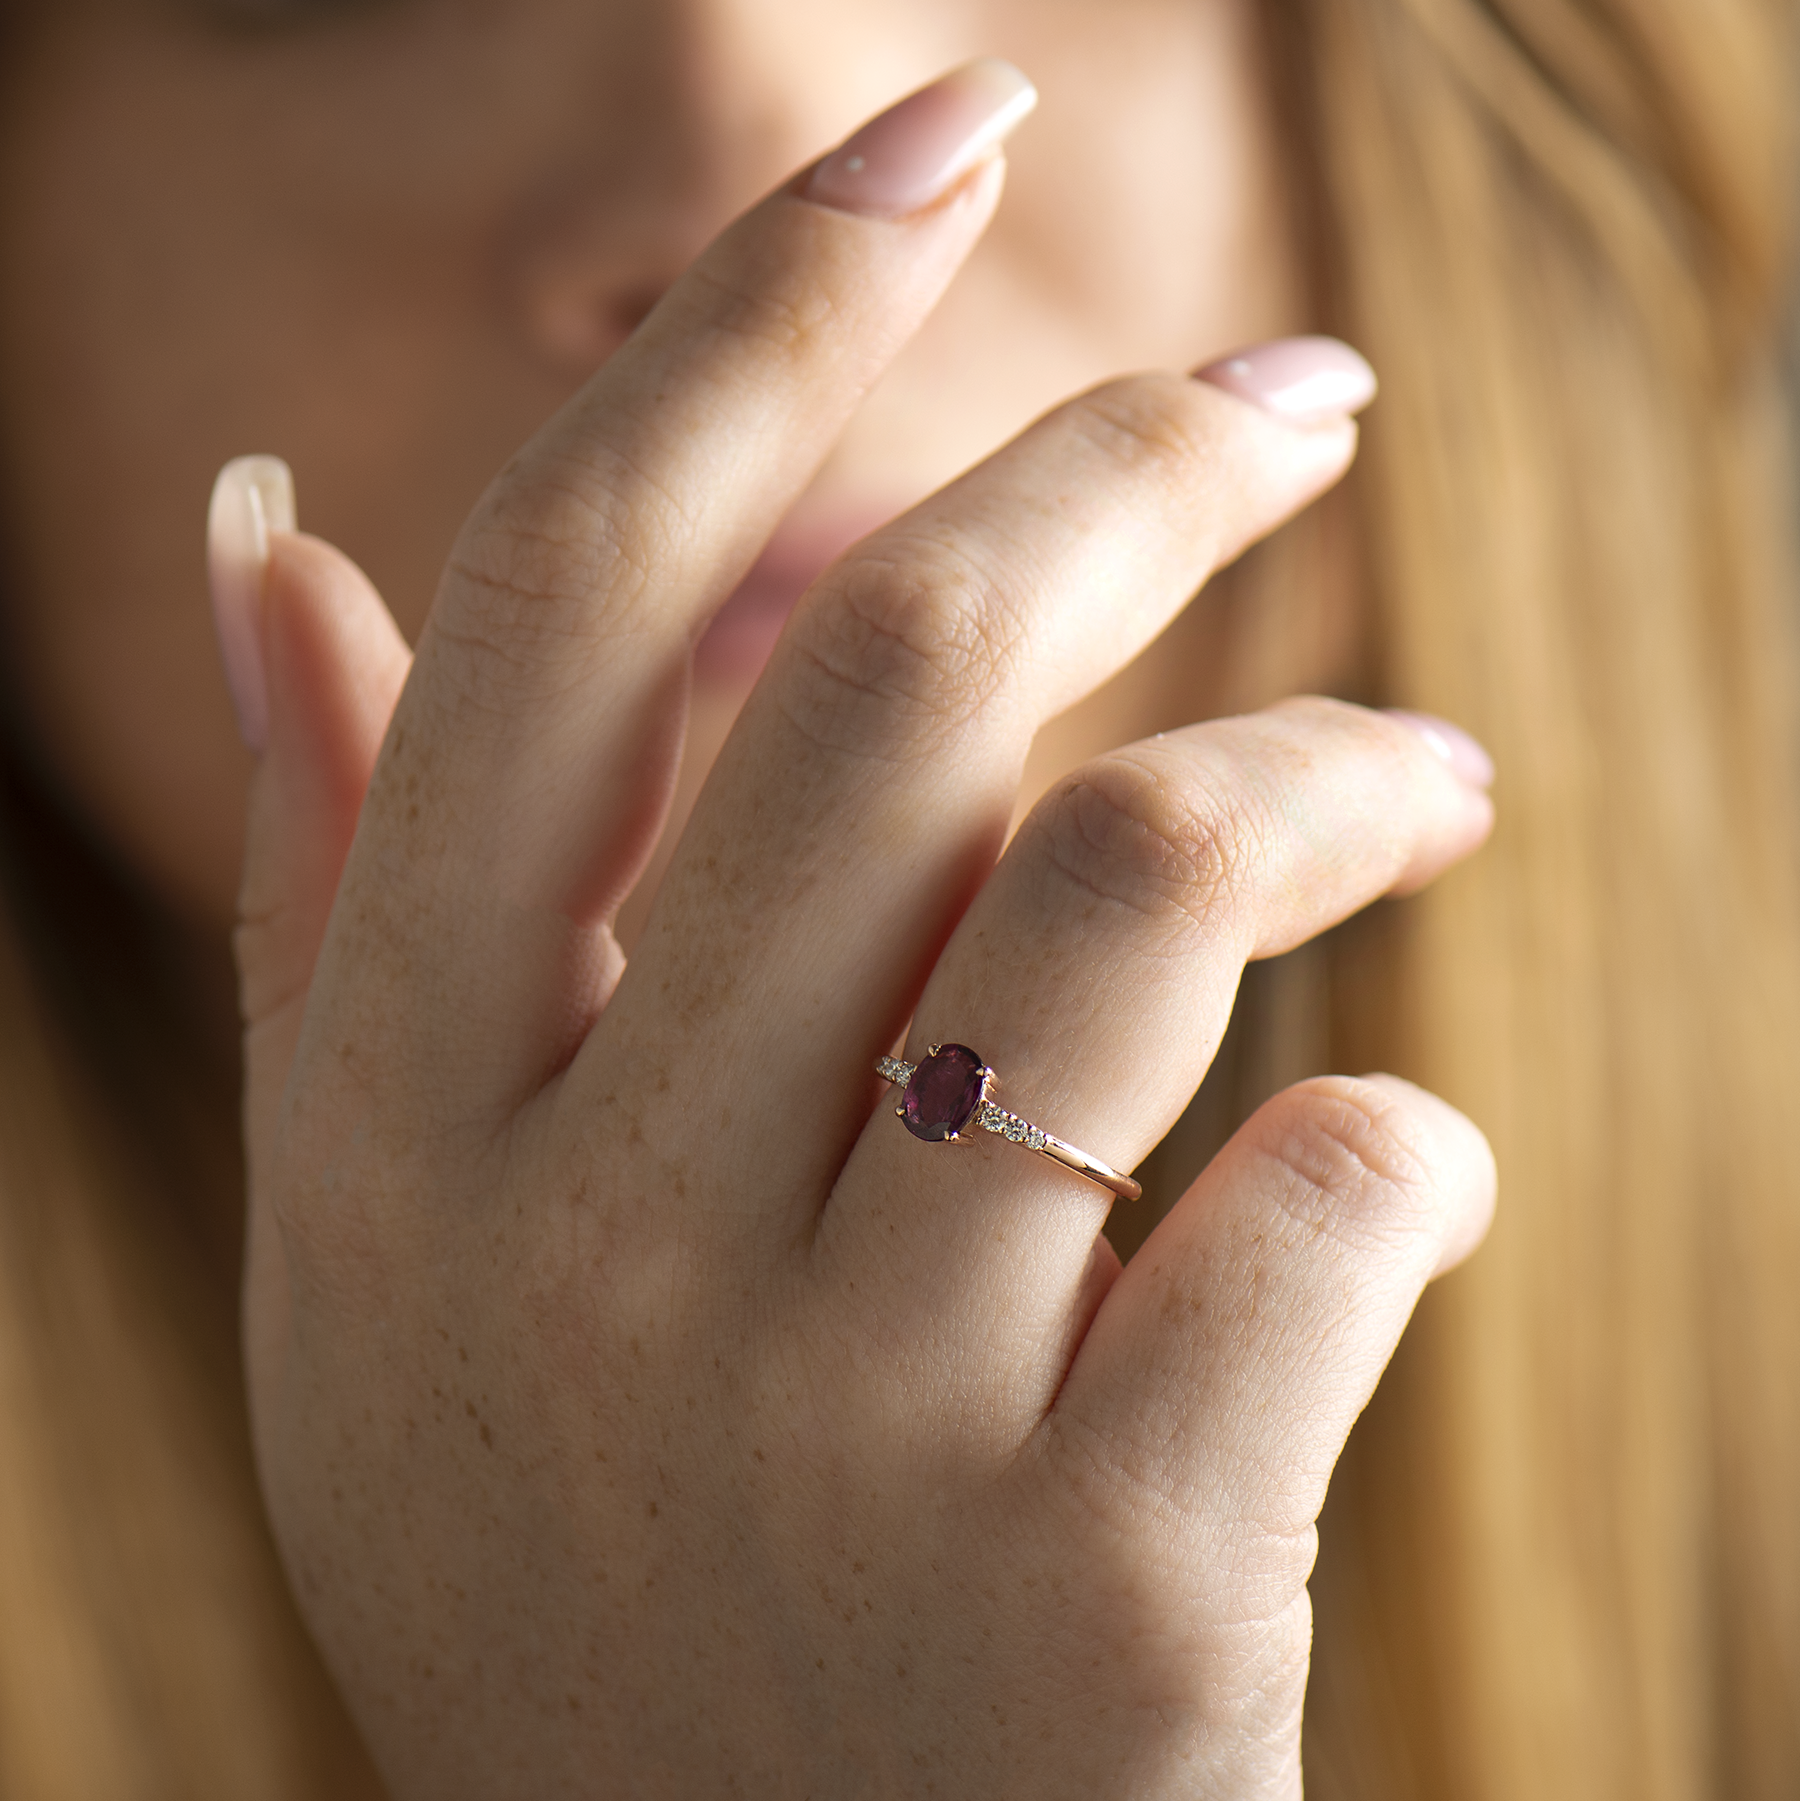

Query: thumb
<box><xmin>208</xmin><ymin>456</ymin><xmax>410</xmax><ymax>1375</ymax></box>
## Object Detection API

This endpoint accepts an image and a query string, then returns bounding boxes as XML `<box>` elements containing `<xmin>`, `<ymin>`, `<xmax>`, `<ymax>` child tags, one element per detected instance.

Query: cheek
<box><xmin>998</xmin><ymin>0</ymin><xmax>1302</xmax><ymax>362</ymax></box>
<box><xmin>0</xmin><ymin>0</ymin><xmax>1297</xmax><ymax>938</ymax></box>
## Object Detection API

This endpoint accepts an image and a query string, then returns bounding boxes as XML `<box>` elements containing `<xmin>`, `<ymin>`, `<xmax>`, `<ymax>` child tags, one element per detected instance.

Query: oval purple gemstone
<box><xmin>901</xmin><ymin>1045</ymin><xmax>986</xmax><ymax>1143</ymax></box>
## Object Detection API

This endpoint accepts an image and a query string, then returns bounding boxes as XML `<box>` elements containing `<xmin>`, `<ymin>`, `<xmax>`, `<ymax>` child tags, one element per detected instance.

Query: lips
<box><xmin>695</xmin><ymin>505</ymin><xmax>899</xmax><ymax>684</ymax></box>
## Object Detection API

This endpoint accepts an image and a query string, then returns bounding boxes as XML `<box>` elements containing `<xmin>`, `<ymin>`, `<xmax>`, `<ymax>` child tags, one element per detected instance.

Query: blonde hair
<box><xmin>0</xmin><ymin>0</ymin><xmax>1796</xmax><ymax>1791</ymax></box>
<box><xmin>1286</xmin><ymin>0</ymin><xmax>1796</xmax><ymax>1791</ymax></box>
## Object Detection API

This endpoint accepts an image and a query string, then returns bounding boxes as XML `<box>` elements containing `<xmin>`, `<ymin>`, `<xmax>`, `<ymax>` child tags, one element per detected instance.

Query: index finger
<box><xmin>304</xmin><ymin>61</ymin><xmax>1037</xmax><ymax>1125</ymax></box>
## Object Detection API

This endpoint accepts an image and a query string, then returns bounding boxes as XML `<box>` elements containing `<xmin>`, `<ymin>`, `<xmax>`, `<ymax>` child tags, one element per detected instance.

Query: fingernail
<box><xmin>1194</xmin><ymin>336</ymin><xmax>1378</xmax><ymax>425</ymax></box>
<box><xmin>1386</xmin><ymin>710</ymin><xmax>1495</xmax><ymax>789</ymax></box>
<box><xmin>805</xmin><ymin>59</ymin><xmax>1037</xmax><ymax>220</ymax></box>
<box><xmin>207</xmin><ymin>455</ymin><xmax>294</xmax><ymax>754</ymax></box>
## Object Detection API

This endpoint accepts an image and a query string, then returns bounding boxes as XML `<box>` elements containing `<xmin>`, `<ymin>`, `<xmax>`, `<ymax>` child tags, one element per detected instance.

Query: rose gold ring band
<box><xmin>876</xmin><ymin>1046</ymin><xmax>1142</xmax><ymax>1202</ymax></box>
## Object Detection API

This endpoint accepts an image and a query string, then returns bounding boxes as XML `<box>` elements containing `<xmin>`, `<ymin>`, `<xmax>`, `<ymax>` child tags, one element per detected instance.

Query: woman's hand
<box><xmin>221</xmin><ymin>63</ymin><xmax>1495</xmax><ymax>1798</ymax></box>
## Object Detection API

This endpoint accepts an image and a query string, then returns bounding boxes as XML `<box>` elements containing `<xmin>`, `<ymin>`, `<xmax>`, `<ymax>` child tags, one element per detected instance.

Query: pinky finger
<box><xmin>210</xmin><ymin>462</ymin><xmax>411</xmax><ymax>1397</ymax></box>
<box><xmin>234</xmin><ymin>524</ymin><xmax>412</xmax><ymax>1053</ymax></box>
<box><xmin>1047</xmin><ymin>1075</ymin><xmax>1494</xmax><ymax>1613</ymax></box>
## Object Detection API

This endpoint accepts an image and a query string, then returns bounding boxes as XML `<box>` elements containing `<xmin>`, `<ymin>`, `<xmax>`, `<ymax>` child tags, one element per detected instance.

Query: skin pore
<box><xmin>0</xmin><ymin>0</ymin><xmax>1303</xmax><ymax>978</ymax></box>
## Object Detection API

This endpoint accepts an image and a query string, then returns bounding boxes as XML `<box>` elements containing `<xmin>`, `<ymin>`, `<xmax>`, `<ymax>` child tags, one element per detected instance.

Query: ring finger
<box><xmin>815</xmin><ymin>696</ymin><xmax>1494</xmax><ymax>1401</ymax></box>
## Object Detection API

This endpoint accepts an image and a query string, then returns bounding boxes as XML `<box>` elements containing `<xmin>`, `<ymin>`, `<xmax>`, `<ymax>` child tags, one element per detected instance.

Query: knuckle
<box><xmin>430</xmin><ymin>443</ymin><xmax>687</xmax><ymax>718</ymax></box>
<box><xmin>1026</xmin><ymin>751</ymin><xmax>1276</xmax><ymax>947</ymax></box>
<box><xmin>776</xmin><ymin>536</ymin><xmax>1025</xmax><ymax>756</ymax></box>
<box><xmin>1067</xmin><ymin>372</ymin><xmax>1224</xmax><ymax>501</ymax></box>
<box><xmin>459</xmin><ymin>447</ymin><xmax>643</xmax><ymax>605</ymax></box>
<box><xmin>681</xmin><ymin>260</ymin><xmax>846</xmax><ymax>362</ymax></box>
<box><xmin>1247</xmin><ymin>1076</ymin><xmax>1444</xmax><ymax>1256</ymax></box>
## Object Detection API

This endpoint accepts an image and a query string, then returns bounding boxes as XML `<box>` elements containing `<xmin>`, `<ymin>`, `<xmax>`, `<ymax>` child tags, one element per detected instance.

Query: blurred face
<box><xmin>0</xmin><ymin>0</ymin><xmax>1301</xmax><ymax>936</ymax></box>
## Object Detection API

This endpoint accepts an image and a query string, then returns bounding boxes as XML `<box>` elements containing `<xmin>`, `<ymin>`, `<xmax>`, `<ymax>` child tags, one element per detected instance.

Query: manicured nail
<box><xmin>805</xmin><ymin>59</ymin><xmax>1037</xmax><ymax>219</ymax></box>
<box><xmin>1386</xmin><ymin>710</ymin><xmax>1495</xmax><ymax>789</ymax></box>
<box><xmin>207</xmin><ymin>455</ymin><xmax>294</xmax><ymax>754</ymax></box>
<box><xmin>1194</xmin><ymin>336</ymin><xmax>1378</xmax><ymax>425</ymax></box>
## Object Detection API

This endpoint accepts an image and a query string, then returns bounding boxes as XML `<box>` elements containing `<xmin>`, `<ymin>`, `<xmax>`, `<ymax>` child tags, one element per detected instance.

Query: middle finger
<box><xmin>820</xmin><ymin>696</ymin><xmax>1493</xmax><ymax>1393</ymax></box>
<box><xmin>600</xmin><ymin>351</ymin><xmax>1374</xmax><ymax>1232</ymax></box>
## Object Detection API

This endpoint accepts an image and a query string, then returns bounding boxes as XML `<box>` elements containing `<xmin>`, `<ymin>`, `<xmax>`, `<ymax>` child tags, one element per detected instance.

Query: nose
<box><xmin>510</xmin><ymin>0</ymin><xmax>933</xmax><ymax>380</ymax></box>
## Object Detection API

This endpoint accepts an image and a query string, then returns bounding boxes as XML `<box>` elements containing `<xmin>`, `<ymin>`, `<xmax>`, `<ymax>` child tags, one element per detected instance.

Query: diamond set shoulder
<box><xmin>872</xmin><ymin>1044</ymin><xmax>1140</xmax><ymax>1201</ymax></box>
<box><xmin>976</xmin><ymin>1101</ymin><xmax>1047</xmax><ymax>1151</ymax></box>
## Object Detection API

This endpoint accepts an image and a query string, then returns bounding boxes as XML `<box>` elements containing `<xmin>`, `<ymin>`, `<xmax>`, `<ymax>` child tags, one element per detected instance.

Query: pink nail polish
<box><xmin>1194</xmin><ymin>336</ymin><xmax>1378</xmax><ymax>425</ymax></box>
<box><xmin>1386</xmin><ymin>710</ymin><xmax>1495</xmax><ymax>789</ymax></box>
<box><xmin>207</xmin><ymin>456</ymin><xmax>294</xmax><ymax>754</ymax></box>
<box><xmin>805</xmin><ymin>59</ymin><xmax>1037</xmax><ymax>220</ymax></box>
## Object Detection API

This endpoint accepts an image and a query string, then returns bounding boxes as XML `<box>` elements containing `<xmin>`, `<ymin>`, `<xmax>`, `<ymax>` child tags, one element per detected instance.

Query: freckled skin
<box><xmin>4</xmin><ymin>3</ymin><xmax>1498</xmax><ymax>1795</ymax></box>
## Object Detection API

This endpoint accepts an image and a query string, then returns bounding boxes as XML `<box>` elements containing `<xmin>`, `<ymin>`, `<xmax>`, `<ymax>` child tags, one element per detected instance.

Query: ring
<box><xmin>875</xmin><ymin>1044</ymin><xmax>1142</xmax><ymax>1202</ymax></box>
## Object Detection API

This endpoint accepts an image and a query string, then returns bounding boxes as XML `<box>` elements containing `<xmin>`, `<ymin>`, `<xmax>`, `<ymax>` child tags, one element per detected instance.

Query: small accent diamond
<box><xmin>933</xmin><ymin>1091</ymin><xmax>1049</xmax><ymax>1156</ymax></box>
